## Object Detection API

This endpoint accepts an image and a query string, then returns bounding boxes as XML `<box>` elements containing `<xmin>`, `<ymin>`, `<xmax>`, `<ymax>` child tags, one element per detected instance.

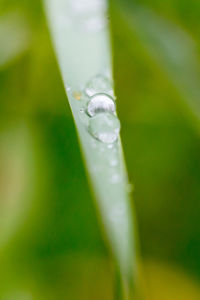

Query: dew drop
<box><xmin>85</xmin><ymin>75</ymin><xmax>113</xmax><ymax>97</ymax></box>
<box><xmin>66</xmin><ymin>86</ymin><xmax>71</xmax><ymax>92</ymax></box>
<box><xmin>110</xmin><ymin>159</ymin><xmax>118</xmax><ymax>167</ymax></box>
<box><xmin>107</xmin><ymin>144</ymin><xmax>114</xmax><ymax>149</ymax></box>
<box><xmin>89</xmin><ymin>112</ymin><xmax>120</xmax><ymax>143</ymax></box>
<box><xmin>110</xmin><ymin>173</ymin><xmax>121</xmax><ymax>184</ymax></box>
<box><xmin>87</xmin><ymin>93</ymin><xmax>115</xmax><ymax>117</ymax></box>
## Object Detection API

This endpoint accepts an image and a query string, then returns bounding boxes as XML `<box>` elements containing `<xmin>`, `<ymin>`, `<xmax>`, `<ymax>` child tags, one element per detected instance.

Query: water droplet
<box><xmin>110</xmin><ymin>173</ymin><xmax>121</xmax><ymax>183</ymax></box>
<box><xmin>66</xmin><ymin>86</ymin><xmax>71</xmax><ymax>92</ymax></box>
<box><xmin>110</xmin><ymin>159</ymin><xmax>118</xmax><ymax>167</ymax></box>
<box><xmin>85</xmin><ymin>75</ymin><xmax>113</xmax><ymax>97</ymax></box>
<box><xmin>87</xmin><ymin>93</ymin><xmax>115</xmax><ymax>117</ymax></box>
<box><xmin>89</xmin><ymin>112</ymin><xmax>120</xmax><ymax>143</ymax></box>
<box><xmin>107</xmin><ymin>144</ymin><xmax>114</xmax><ymax>149</ymax></box>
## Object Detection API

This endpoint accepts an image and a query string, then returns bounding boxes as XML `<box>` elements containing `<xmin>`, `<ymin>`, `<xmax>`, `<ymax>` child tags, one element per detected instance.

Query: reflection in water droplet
<box><xmin>89</xmin><ymin>112</ymin><xmax>120</xmax><ymax>143</ymax></box>
<box><xmin>85</xmin><ymin>74</ymin><xmax>113</xmax><ymax>97</ymax></box>
<box><xmin>87</xmin><ymin>93</ymin><xmax>115</xmax><ymax>117</ymax></box>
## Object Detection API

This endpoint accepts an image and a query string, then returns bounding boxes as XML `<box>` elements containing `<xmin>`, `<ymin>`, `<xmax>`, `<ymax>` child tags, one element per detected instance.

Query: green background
<box><xmin>0</xmin><ymin>0</ymin><xmax>200</xmax><ymax>299</ymax></box>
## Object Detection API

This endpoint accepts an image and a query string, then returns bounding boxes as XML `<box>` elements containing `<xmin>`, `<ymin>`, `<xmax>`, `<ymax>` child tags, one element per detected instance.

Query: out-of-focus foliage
<box><xmin>0</xmin><ymin>0</ymin><xmax>200</xmax><ymax>299</ymax></box>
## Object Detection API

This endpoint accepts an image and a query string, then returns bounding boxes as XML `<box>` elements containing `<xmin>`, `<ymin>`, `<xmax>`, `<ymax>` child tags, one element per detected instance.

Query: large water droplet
<box><xmin>89</xmin><ymin>112</ymin><xmax>120</xmax><ymax>143</ymax></box>
<box><xmin>87</xmin><ymin>93</ymin><xmax>115</xmax><ymax>117</ymax></box>
<box><xmin>85</xmin><ymin>75</ymin><xmax>113</xmax><ymax>97</ymax></box>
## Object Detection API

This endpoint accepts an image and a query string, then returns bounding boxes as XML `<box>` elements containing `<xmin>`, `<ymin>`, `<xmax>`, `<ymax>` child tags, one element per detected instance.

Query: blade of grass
<box><xmin>43</xmin><ymin>0</ymin><xmax>139</xmax><ymax>298</ymax></box>
<box><xmin>114</xmin><ymin>1</ymin><xmax>200</xmax><ymax>129</ymax></box>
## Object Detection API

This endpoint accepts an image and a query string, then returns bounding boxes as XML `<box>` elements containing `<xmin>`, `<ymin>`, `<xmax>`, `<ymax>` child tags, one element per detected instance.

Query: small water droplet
<box><xmin>110</xmin><ymin>159</ymin><xmax>118</xmax><ymax>167</ymax></box>
<box><xmin>110</xmin><ymin>173</ymin><xmax>121</xmax><ymax>183</ymax></box>
<box><xmin>85</xmin><ymin>75</ymin><xmax>113</xmax><ymax>97</ymax></box>
<box><xmin>87</xmin><ymin>93</ymin><xmax>115</xmax><ymax>117</ymax></box>
<box><xmin>80</xmin><ymin>108</ymin><xmax>85</xmax><ymax>113</ymax></box>
<box><xmin>66</xmin><ymin>86</ymin><xmax>71</xmax><ymax>92</ymax></box>
<box><xmin>107</xmin><ymin>144</ymin><xmax>114</xmax><ymax>149</ymax></box>
<box><xmin>89</xmin><ymin>112</ymin><xmax>120</xmax><ymax>143</ymax></box>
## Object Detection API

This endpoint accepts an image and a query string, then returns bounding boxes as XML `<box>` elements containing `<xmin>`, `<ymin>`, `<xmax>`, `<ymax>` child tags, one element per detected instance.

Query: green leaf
<box><xmin>115</xmin><ymin>1</ymin><xmax>200</xmax><ymax>128</ymax></box>
<box><xmin>43</xmin><ymin>0</ymin><xmax>139</xmax><ymax>298</ymax></box>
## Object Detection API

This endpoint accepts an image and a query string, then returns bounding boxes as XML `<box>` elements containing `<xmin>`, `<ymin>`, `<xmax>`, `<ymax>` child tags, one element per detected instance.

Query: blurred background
<box><xmin>0</xmin><ymin>0</ymin><xmax>200</xmax><ymax>299</ymax></box>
